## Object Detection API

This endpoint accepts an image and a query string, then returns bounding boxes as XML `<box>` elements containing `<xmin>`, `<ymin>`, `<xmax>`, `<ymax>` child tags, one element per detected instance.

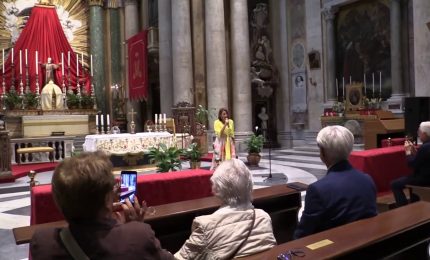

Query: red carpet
<box><xmin>0</xmin><ymin>162</ymin><xmax>58</xmax><ymax>183</ymax></box>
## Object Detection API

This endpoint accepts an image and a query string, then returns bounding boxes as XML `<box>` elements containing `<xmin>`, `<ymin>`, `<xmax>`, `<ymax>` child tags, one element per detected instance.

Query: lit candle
<box><xmin>25</xmin><ymin>49</ymin><xmax>28</xmax><ymax>65</ymax></box>
<box><xmin>155</xmin><ymin>114</ymin><xmax>158</xmax><ymax>124</ymax></box>
<box><xmin>342</xmin><ymin>77</ymin><xmax>345</xmax><ymax>99</ymax></box>
<box><xmin>90</xmin><ymin>54</ymin><xmax>93</xmax><ymax>76</ymax></box>
<box><xmin>364</xmin><ymin>74</ymin><xmax>366</xmax><ymax>96</ymax></box>
<box><xmin>336</xmin><ymin>78</ymin><xmax>339</xmax><ymax>98</ymax></box>
<box><xmin>164</xmin><ymin>113</ymin><xmax>166</xmax><ymax>124</ymax></box>
<box><xmin>11</xmin><ymin>48</ymin><xmax>13</xmax><ymax>64</ymax></box>
<box><xmin>2</xmin><ymin>49</ymin><xmax>4</xmax><ymax>74</ymax></box>
<box><xmin>101</xmin><ymin>114</ymin><xmax>104</xmax><ymax>126</ymax></box>
<box><xmin>379</xmin><ymin>71</ymin><xmax>382</xmax><ymax>96</ymax></box>
<box><xmin>19</xmin><ymin>50</ymin><xmax>22</xmax><ymax>75</ymax></box>
<box><xmin>61</xmin><ymin>52</ymin><xmax>64</xmax><ymax>75</ymax></box>
<box><xmin>76</xmin><ymin>54</ymin><xmax>79</xmax><ymax>77</ymax></box>
<box><xmin>107</xmin><ymin>114</ymin><xmax>110</xmax><ymax>125</ymax></box>
<box><xmin>67</xmin><ymin>51</ymin><xmax>70</xmax><ymax>67</ymax></box>
<box><xmin>372</xmin><ymin>73</ymin><xmax>375</xmax><ymax>96</ymax></box>
<box><xmin>35</xmin><ymin>51</ymin><xmax>38</xmax><ymax>74</ymax></box>
<box><xmin>96</xmin><ymin>114</ymin><xmax>99</xmax><ymax>126</ymax></box>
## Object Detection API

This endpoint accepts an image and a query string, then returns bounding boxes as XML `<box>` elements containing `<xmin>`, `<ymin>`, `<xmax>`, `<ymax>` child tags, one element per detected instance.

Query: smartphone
<box><xmin>120</xmin><ymin>171</ymin><xmax>137</xmax><ymax>204</ymax></box>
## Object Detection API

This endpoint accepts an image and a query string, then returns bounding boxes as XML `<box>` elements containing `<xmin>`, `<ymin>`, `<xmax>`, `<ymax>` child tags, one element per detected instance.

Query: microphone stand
<box><xmin>263</xmin><ymin>131</ymin><xmax>286</xmax><ymax>183</ymax></box>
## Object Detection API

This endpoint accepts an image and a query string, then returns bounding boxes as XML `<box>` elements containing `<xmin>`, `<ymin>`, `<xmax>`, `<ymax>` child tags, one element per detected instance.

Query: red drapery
<box><xmin>0</xmin><ymin>5</ymin><xmax>90</xmax><ymax>94</ymax></box>
<box><xmin>127</xmin><ymin>30</ymin><xmax>148</xmax><ymax>101</ymax></box>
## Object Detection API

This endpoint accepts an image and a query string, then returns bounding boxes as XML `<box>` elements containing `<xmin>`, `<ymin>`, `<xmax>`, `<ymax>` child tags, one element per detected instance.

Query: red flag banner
<box><xmin>127</xmin><ymin>30</ymin><xmax>148</xmax><ymax>101</ymax></box>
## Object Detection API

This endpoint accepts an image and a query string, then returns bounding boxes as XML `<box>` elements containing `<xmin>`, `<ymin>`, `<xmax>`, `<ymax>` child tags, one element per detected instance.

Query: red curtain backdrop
<box><xmin>0</xmin><ymin>5</ymin><xmax>90</xmax><ymax>94</ymax></box>
<box><xmin>127</xmin><ymin>30</ymin><xmax>148</xmax><ymax>101</ymax></box>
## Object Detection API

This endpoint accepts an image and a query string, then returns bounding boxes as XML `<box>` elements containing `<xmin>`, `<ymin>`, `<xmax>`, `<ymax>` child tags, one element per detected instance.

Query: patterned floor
<box><xmin>0</xmin><ymin>145</ymin><xmax>326</xmax><ymax>260</ymax></box>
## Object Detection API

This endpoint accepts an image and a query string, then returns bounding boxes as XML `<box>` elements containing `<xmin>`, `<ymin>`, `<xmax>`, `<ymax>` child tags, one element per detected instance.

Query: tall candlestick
<box><xmin>61</xmin><ymin>52</ymin><xmax>64</xmax><ymax>75</ymax></box>
<box><xmin>25</xmin><ymin>49</ymin><xmax>28</xmax><ymax>65</ymax></box>
<box><xmin>379</xmin><ymin>71</ymin><xmax>382</xmax><ymax>96</ymax></box>
<box><xmin>2</xmin><ymin>49</ymin><xmax>4</xmax><ymax>74</ymax></box>
<box><xmin>90</xmin><ymin>55</ymin><xmax>93</xmax><ymax>76</ymax></box>
<box><xmin>35</xmin><ymin>51</ymin><xmax>38</xmax><ymax>75</ymax></box>
<box><xmin>336</xmin><ymin>78</ymin><xmax>339</xmax><ymax>98</ymax></box>
<box><xmin>372</xmin><ymin>73</ymin><xmax>375</xmax><ymax>96</ymax></box>
<box><xmin>19</xmin><ymin>50</ymin><xmax>22</xmax><ymax>75</ymax></box>
<box><xmin>107</xmin><ymin>114</ymin><xmax>110</xmax><ymax>125</ymax></box>
<box><xmin>164</xmin><ymin>113</ymin><xmax>166</xmax><ymax>124</ymax></box>
<box><xmin>364</xmin><ymin>74</ymin><xmax>366</xmax><ymax>96</ymax></box>
<box><xmin>67</xmin><ymin>51</ymin><xmax>70</xmax><ymax>67</ymax></box>
<box><xmin>11</xmin><ymin>48</ymin><xmax>13</xmax><ymax>64</ymax></box>
<box><xmin>76</xmin><ymin>54</ymin><xmax>79</xmax><ymax>77</ymax></box>
<box><xmin>155</xmin><ymin>114</ymin><xmax>158</xmax><ymax>124</ymax></box>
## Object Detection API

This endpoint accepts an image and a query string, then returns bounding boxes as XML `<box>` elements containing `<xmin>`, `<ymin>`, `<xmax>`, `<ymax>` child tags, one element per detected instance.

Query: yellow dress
<box><xmin>214</xmin><ymin>119</ymin><xmax>235</xmax><ymax>161</ymax></box>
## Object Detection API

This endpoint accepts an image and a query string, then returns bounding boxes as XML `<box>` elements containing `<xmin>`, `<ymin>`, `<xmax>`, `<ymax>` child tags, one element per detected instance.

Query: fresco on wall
<box><xmin>335</xmin><ymin>0</ymin><xmax>391</xmax><ymax>98</ymax></box>
<box><xmin>289</xmin><ymin>0</ymin><xmax>305</xmax><ymax>40</ymax></box>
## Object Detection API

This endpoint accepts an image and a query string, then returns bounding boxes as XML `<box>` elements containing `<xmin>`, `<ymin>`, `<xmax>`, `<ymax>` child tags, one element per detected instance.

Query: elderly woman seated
<box><xmin>174</xmin><ymin>158</ymin><xmax>277</xmax><ymax>259</ymax></box>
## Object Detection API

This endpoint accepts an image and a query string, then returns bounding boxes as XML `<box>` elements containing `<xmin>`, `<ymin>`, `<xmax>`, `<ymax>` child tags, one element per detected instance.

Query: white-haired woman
<box><xmin>391</xmin><ymin>121</ymin><xmax>430</xmax><ymax>207</ymax></box>
<box><xmin>175</xmin><ymin>158</ymin><xmax>276</xmax><ymax>259</ymax></box>
<box><xmin>294</xmin><ymin>125</ymin><xmax>377</xmax><ymax>239</ymax></box>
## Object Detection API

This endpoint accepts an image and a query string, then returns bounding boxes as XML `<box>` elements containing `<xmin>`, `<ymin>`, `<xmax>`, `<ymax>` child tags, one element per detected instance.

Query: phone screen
<box><xmin>120</xmin><ymin>171</ymin><xmax>137</xmax><ymax>203</ymax></box>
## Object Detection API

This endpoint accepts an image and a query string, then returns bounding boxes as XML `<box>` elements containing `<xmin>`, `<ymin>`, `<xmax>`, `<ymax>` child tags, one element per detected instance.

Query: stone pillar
<box><xmin>89</xmin><ymin>0</ymin><xmax>106</xmax><ymax>112</ymax></box>
<box><xmin>158</xmin><ymin>0</ymin><xmax>174</xmax><ymax>115</ymax></box>
<box><xmin>205</xmin><ymin>0</ymin><xmax>228</xmax><ymax>131</ymax></box>
<box><xmin>191</xmin><ymin>0</ymin><xmax>206</xmax><ymax>108</ymax></box>
<box><xmin>230</xmin><ymin>0</ymin><xmax>252</xmax><ymax>141</ymax></box>
<box><xmin>413</xmin><ymin>0</ymin><xmax>430</xmax><ymax>96</ymax></box>
<box><xmin>390</xmin><ymin>0</ymin><xmax>403</xmax><ymax>96</ymax></box>
<box><xmin>124</xmin><ymin>0</ymin><xmax>143</xmax><ymax>132</ymax></box>
<box><xmin>322</xmin><ymin>6</ymin><xmax>338</xmax><ymax>102</ymax></box>
<box><xmin>172</xmin><ymin>0</ymin><xmax>194</xmax><ymax>105</ymax></box>
<box><xmin>0</xmin><ymin>131</ymin><xmax>12</xmax><ymax>178</ymax></box>
<box><xmin>140</xmin><ymin>0</ymin><xmax>149</xmax><ymax>29</ymax></box>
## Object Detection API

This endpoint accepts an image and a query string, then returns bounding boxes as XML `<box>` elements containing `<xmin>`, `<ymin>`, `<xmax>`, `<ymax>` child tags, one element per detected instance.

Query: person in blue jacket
<box><xmin>294</xmin><ymin>125</ymin><xmax>377</xmax><ymax>239</ymax></box>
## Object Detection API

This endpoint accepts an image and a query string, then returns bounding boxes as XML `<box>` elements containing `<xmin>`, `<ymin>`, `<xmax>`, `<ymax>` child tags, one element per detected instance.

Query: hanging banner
<box><xmin>127</xmin><ymin>30</ymin><xmax>148</xmax><ymax>101</ymax></box>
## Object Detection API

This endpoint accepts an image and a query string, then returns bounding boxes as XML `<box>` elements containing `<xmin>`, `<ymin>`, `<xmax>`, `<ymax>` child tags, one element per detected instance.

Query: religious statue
<box><xmin>41</xmin><ymin>57</ymin><xmax>59</xmax><ymax>85</ymax></box>
<box><xmin>258</xmin><ymin>107</ymin><xmax>269</xmax><ymax>138</ymax></box>
<box><xmin>41</xmin><ymin>80</ymin><xmax>63</xmax><ymax>110</ymax></box>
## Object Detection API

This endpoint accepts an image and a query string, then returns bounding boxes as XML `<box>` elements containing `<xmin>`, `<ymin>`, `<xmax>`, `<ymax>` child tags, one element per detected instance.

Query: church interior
<box><xmin>1</xmin><ymin>0</ymin><xmax>430</xmax><ymax>259</ymax></box>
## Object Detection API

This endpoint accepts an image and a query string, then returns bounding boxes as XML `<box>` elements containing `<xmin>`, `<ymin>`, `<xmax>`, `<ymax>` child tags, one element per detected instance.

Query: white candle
<box><xmin>379</xmin><ymin>71</ymin><xmax>382</xmax><ymax>95</ymax></box>
<box><xmin>107</xmin><ymin>114</ymin><xmax>110</xmax><ymax>125</ymax></box>
<box><xmin>25</xmin><ymin>49</ymin><xmax>28</xmax><ymax>65</ymax></box>
<box><xmin>364</xmin><ymin>74</ymin><xmax>367</xmax><ymax>96</ymax></box>
<box><xmin>81</xmin><ymin>52</ymin><xmax>84</xmax><ymax>67</ymax></box>
<box><xmin>159</xmin><ymin>114</ymin><xmax>162</xmax><ymax>124</ymax></box>
<box><xmin>2</xmin><ymin>49</ymin><xmax>4</xmax><ymax>74</ymax></box>
<box><xmin>19</xmin><ymin>50</ymin><xmax>22</xmax><ymax>75</ymax></box>
<box><xmin>155</xmin><ymin>114</ymin><xmax>158</xmax><ymax>124</ymax></box>
<box><xmin>35</xmin><ymin>51</ymin><xmax>38</xmax><ymax>74</ymax></box>
<box><xmin>164</xmin><ymin>113</ymin><xmax>166</xmax><ymax>124</ymax></box>
<box><xmin>11</xmin><ymin>48</ymin><xmax>13</xmax><ymax>64</ymax></box>
<box><xmin>90</xmin><ymin>54</ymin><xmax>93</xmax><ymax>76</ymax></box>
<box><xmin>101</xmin><ymin>114</ymin><xmax>104</xmax><ymax>126</ymax></box>
<box><xmin>67</xmin><ymin>51</ymin><xmax>70</xmax><ymax>67</ymax></box>
<box><xmin>61</xmin><ymin>52</ymin><xmax>64</xmax><ymax>75</ymax></box>
<box><xmin>76</xmin><ymin>54</ymin><xmax>79</xmax><ymax>77</ymax></box>
<box><xmin>349</xmin><ymin>75</ymin><xmax>352</xmax><ymax>85</ymax></box>
<box><xmin>96</xmin><ymin>114</ymin><xmax>99</xmax><ymax>126</ymax></box>
<box><xmin>336</xmin><ymin>78</ymin><xmax>339</xmax><ymax>98</ymax></box>
<box><xmin>342</xmin><ymin>77</ymin><xmax>345</xmax><ymax>99</ymax></box>
<box><xmin>372</xmin><ymin>73</ymin><xmax>375</xmax><ymax>96</ymax></box>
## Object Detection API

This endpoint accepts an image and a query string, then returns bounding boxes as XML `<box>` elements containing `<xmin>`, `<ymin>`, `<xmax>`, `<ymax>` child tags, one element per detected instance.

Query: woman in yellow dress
<box><xmin>212</xmin><ymin>108</ymin><xmax>236</xmax><ymax>169</ymax></box>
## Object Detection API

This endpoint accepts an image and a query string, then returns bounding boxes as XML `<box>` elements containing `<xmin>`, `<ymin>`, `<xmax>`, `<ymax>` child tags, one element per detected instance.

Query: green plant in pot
<box><xmin>245</xmin><ymin>133</ymin><xmax>264</xmax><ymax>166</ymax></box>
<box><xmin>24</xmin><ymin>92</ymin><xmax>38</xmax><ymax>109</ymax></box>
<box><xmin>195</xmin><ymin>105</ymin><xmax>209</xmax><ymax>136</ymax></box>
<box><xmin>66</xmin><ymin>92</ymin><xmax>80</xmax><ymax>109</ymax></box>
<box><xmin>183</xmin><ymin>142</ymin><xmax>203</xmax><ymax>169</ymax></box>
<box><xmin>81</xmin><ymin>94</ymin><xmax>94</xmax><ymax>109</ymax></box>
<box><xmin>5</xmin><ymin>90</ymin><xmax>22</xmax><ymax>110</ymax></box>
<box><xmin>148</xmin><ymin>143</ymin><xmax>183</xmax><ymax>172</ymax></box>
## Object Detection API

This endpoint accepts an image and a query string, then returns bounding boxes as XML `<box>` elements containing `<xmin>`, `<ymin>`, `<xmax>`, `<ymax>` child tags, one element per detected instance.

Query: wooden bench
<box><xmin>242</xmin><ymin>201</ymin><xmax>430</xmax><ymax>259</ymax></box>
<box><xmin>13</xmin><ymin>184</ymin><xmax>302</xmax><ymax>253</ymax></box>
<box><xmin>16</xmin><ymin>147</ymin><xmax>54</xmax><ymax>164</ymax></box>
<box><xmin>407</xmin><ymin>185</ymin><xmax>430</xmax><ymax>202</ymax></box>
<box><xmin>376</xmin><ymin>189</ymin><xmax>410</xmax><ymax>212</ymax></box>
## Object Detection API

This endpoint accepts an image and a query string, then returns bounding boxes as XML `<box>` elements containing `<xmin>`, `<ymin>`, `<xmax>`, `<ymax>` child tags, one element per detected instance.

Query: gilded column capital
<box><xmin>89</xmin><ymin>0</ymin><xmax>103</xmax><ymax>7</ymax></box>
<box><xmin>124</xmin><ymin>0</ymin><xmax>137</xmax><ymax>7</ymax></box>
<box><xmin>322</xmin><ymin>6</ymin><xmax>339</xmax><ymax>21</ymax></box>
<box><xmin>107</xmin><ymin>0</ymin><xmax>119</xmax><ymax>8</ymax></box>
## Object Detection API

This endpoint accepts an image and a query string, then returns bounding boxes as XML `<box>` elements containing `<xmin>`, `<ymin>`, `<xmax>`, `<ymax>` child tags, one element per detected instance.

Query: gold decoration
<box><xmin>89</xmin><ymin>0</ymin><xmax>103</xmax><ymax>6</ymax></box>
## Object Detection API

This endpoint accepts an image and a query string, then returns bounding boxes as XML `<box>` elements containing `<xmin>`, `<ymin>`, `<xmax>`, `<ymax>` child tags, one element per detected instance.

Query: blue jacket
<box><xmin>407</xmin><ymin>141</ymin><xmax>430</xmax><ymax>184</ymax></box>
<box><xmin>294</xmin><ymin>160</ymin><xmax>377</xmax><ymax>239</ymax></box>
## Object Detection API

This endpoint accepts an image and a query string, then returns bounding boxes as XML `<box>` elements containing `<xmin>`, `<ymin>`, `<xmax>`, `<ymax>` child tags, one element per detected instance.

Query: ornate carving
<box><xmin>89</xmin><ymin>0</ymin><xmax>104</xmax><ymax>6</ymax></box>
<box><xmin>107</xmin><ymin>0</ymin><xmax>120</xmax><ymax>8</ymax></box>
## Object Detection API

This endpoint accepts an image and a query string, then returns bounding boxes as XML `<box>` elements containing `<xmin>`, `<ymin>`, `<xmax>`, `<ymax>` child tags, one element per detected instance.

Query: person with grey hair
<box><xmin>294</xmin><ymin>125</ymin><xmax>377</xmax><ymax>239</ymax></box>
<box><xmin>175</xmin><ymin>158</ymin><xmax>276</xmax><ymax>259</ymax></box>
<box><xmin>391</xmin><ymin>121</ymin><xmax>430</xmax><ymax>207</ymax></box>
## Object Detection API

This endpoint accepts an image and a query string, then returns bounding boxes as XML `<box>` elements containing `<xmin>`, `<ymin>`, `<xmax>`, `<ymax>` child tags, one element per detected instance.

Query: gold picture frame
<box><xmin>346</xmin><ymin>83</ymin><xmax>363</xmax><ymax>111</ymax></box>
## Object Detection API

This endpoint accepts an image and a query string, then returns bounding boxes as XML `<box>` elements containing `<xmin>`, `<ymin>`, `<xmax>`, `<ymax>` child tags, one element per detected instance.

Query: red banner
<box><xmin>127</xmin><ymin>30</ymin><xmax>148</xmax><ymax>101</ymax></box>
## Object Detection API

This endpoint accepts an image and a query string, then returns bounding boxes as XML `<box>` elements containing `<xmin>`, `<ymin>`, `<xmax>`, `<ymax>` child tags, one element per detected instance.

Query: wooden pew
<box><xmin>14</xmin><ymin>184</ymin><xmax>302</xmax><ymax>253</ymax></box>
<box><xmin>407</xmin><ymin>185</ymin><xmax>430</xmax><ymax>202</ymax></box>
<box><xmin>242</xmin><ymin>201</ymin><xmax>430</xmax><ymax>259</ymax></box>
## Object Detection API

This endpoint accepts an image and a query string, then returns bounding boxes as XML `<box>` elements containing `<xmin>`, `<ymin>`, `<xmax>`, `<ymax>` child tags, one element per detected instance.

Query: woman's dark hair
<box><xmin>218</xmin><ymin>108</ymin><xmax>229</xmax><ymax>121</ymax></box>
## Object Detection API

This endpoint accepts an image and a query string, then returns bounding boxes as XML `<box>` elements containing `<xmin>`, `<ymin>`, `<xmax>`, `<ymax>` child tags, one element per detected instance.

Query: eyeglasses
<box><xmin>277</xmin><ymin>249</ymin><xmax>305</xmax><ymax>260</ymax></box>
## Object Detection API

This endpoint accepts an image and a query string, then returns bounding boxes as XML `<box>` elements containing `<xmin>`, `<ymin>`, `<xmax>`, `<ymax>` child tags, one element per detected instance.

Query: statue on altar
<box><xmin>41</xmin><ymin>57</ymin><xmax>59</xmax><ymax>85</ymax></box>
<box><xmin>41</xmin><ymin>80</ymin><xmax>63</xmax><ymax>110</ymax></box>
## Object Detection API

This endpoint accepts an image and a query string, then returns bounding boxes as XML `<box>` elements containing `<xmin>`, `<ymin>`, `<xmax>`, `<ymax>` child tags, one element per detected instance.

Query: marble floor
<box><xmin>0</xmin><ymin>145</ymin><xmax>326</xmax><ymax>260</ymax></box>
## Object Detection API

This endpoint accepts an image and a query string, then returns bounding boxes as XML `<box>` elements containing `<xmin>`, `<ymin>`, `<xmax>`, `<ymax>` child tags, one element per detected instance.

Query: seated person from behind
<box><xmin>30</xmin><ymin>151</ymin><xmax>173</xmax><ymax>260</ymax></box>
<box><xmin>175</xmin><ymin>158</ymin><xmax>277</xmax><ymax>259</ymax></box>
<box><xmin>294</xmin><ymin>125</ymin><xmax>377</xmax><ymax>239</ymax></box>
<box><xmin>391</xmin><ymin>121</ymin><xmax>430</xmax><ymax>207</ymax></box>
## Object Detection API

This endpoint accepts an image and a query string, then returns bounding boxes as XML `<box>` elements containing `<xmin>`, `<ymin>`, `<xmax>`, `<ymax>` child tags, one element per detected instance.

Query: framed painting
<box><xmin>346</xmin><ymin>83</ymin><xmax>363</xmax><ymax>111</ymax></box>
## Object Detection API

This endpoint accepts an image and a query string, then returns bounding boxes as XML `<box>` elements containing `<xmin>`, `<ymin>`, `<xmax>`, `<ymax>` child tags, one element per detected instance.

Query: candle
<box><xmin>107</xmin><ymin>114</ymin><xmax>110</xmax><ymax>125</ymax></box>
<box><xmin>67</xmin><ymin>51</ymin><xmax>70</xmax><ymax>67</ymax></box>
<box><xmin>164</xmin><ymin>113</ymin><xmax>166</xmax><ymax>124</ymax></box>
<box><xmin>2</xmin><ymin>49</ymin><xmax>4</xmax><ymax>74</ymax></box>
<box><xmin>336</xmin><ymin>78</ymin><xmax>339</xmax><ymax>98</ymax></box>
<box><xmin>379</xmin><ymin>71</ymin><xmax>382</xmax><ymax>96</ymax></box>
<box><xmin>35</xmin><ymin>51</ymin><xmax>38</xmax><ymax>74</ymax></box>
<box><xmin>342</xmin><ymin>77</ymin><xmax>345</xmax><ymax>99</ymax></box>
<box><xmin>11</xmin><ymin>48</ymin><xmax>13</xmax><ymax>64</ymax></box>
<box><xmin>90</xmin><ymin>54</ymin><xmax>93</xmax><ymax>76</ymax></box>
<box><xmin>96</xmin><ymin>114</ymin><xmax>99</xmax><ymax>126</ymax></box>
<box><xmin>81</xmin><ymin>52</ymin><xmax>84</xmax><ymax>67</ymax></box>
<box><xmin>101</xmin><ymin>114</ymin><xmax>104</xmax><ymax>126</ymax></box>
<box><xmin>364</xmin><ymin>74</ymin><xmax>366</xmax><ymax>96</ymax></box>
<box><xmin>25</xmin><ymin>49</ymin><xmax>28</xmax><ymax>65</ymax></box>
<box><xmin>372</xmin><ymin>73</ymin><xmax>375</xmax><ymax>96</ymax></box>
<box><xmin>19</xmin><ymin>50</ymin><xmax>22</xmax><ymax>75</ymax></box>
<box><xmin>155</xmin><ymin>114</ymin><xmax>158</xmax><ymax>124</ymax></box>
<box><xmin>349</xmin><ymin>75</ymin><xmax>352</xmax><ymax>85</ymax></box>
<box><xmin>61</xmin><ymin>52</ymin><xmax>64</xmax><ymax>75</ymax></box>
<box><xmin>159</xmin><ymin>114</ymin><xmax>162</xmax><ymax>124</ymax></box>
<box><xmin>76</xmin><ymin>54</ymin><xmax>79</xmax><ymax>77</ymax></box>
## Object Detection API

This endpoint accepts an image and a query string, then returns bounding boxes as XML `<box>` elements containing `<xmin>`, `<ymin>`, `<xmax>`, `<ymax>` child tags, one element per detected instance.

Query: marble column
<box><xmin>390</xmin><ymin>0</ymin><xmax>403</xmax><ymax>96</ymax></box>
<box><xmin>140</xmin><ymin>0</ymin><xmax>149</xmax><ymax>29</ymax></box>
<box><xmin>89</xmin><ymin>0</ymin><xmax>106</xmax><ymax>112</ymax></box>
<box><xmin>158</xmin><ymin>0</ymin><xmax>173</xmax><ymax>115</ymax></box>
<box><xmin>322</xmin><ymin>6</ymin><xmax>338</xmax><ymax>102</ymax></box>
<box><xmin>205</xmin><ymin>0</ymin><xmax>228</xmax><ymax>130</ymax></box>
<box><xmin>230</xmin><ymin>0</ymin><xmax>251</xmax><ymax>137</ymax></box>
<box><xmin>413</xmin><ymin>0</ymin><xmax>430</xmax><ymax>96</ymax></box>
<box><xmin>108</xmin><ymin>1</ymin><xmax>121</xmax><ymax>88</ymax></box>
<box><xmin>191</xmin><ymin>0</ymin><xmax>206</xmax><ymax>108</ymax></box>
<box><xmin>172</xmin><ymin>0</ymin><xmax>194</xmax><ymax>105</ymax></box>
<box><xmin>124</xmin><ymin>0</ymin><xmax>142</xmax><ymax>132</ymax></box>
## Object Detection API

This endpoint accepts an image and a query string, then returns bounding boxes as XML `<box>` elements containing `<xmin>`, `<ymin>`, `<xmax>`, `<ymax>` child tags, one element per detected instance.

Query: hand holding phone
<box><xmin>120</xmin><ymin>171</ymin><xmax>137</xmax><ymax>204</ymax></box>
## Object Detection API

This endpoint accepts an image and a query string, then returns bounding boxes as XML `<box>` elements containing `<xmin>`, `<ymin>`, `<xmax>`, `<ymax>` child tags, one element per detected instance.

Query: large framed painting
<box><xmin>346</xmin><ymin>83</ymin><xmax>363</xmax><ymax>112</ymax></box>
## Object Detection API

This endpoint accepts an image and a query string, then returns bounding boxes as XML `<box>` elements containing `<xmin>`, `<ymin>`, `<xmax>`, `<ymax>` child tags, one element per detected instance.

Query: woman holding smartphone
<box><xmin>212</xmin><ymin>108</ymin><xmax>236</xmax><ymax>169</ymax></box>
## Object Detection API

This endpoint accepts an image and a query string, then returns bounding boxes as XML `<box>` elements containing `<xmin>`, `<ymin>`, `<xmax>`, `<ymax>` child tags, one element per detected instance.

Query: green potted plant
<box><xmin>183</xmin><ymin>142</ymin><xmax>203</xmax><ymax>169</ymax></box>
<box><xmin>24</xmin><ymin>92</ymin><xmax>38</xmax><ymax>109</ymax></box>
<box><xmin>148</xmin><ymin>143</ymin><xmax>183</xmax><ymax>172</ymax></box>
<box><xmin>244</xmin><ymin>133</ymin><xmax>264</xmax><ymax>166</ymax></box>
<box><xmin>66</xmin><ymin>92</ymin><xmax>80</xmax><ymax>109</ymax></box>
<box><xmin>80</xmin><ymin>94</ymin><xmax>94</xmax><ymax>109</ymax></box>
<box><xmin>5</xmin><ymin>90</ymin><xmax>22</xmax><ymax>110</ymax></box>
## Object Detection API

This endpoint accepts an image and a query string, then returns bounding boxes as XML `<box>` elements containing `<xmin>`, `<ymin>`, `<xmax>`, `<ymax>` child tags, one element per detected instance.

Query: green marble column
<box><xmin>89</xmin><ymin>0</ymin><xmax>106</xmax><ymax>113</ymax></box>
<box><xmin>109</xmin><ymin>7</ymin><xmax>121</xmax><ymax>85</ymax></box>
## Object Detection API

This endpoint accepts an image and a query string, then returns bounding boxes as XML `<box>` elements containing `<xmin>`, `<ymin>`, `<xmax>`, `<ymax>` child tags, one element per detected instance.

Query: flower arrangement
<box><xmin>332</xmin><ymin>101</ymin><xmax>345</xmax><ymax>114</ymax></box>
<box><xmin>363</xmin><ymin>97</ymin><xmax>381</xmax><ymax>110</ymax></box>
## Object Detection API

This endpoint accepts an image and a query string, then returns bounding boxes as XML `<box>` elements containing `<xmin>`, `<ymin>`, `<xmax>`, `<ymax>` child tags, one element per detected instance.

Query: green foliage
<box><xmin>24</xmin><ymin>92</ymin><xmax>38</xmax><ymax>108</ymax></box>
<box><xmin>195</xmin><ymin>105</ymin><xmax>209</xmax><ymax>124</ymax></box>
<box><xmin>5</xmin><ymin>90</ymin><xmax>22</xmax><ymax>109</ymax></box>
<box><xmin>148</xmin><ymin>143</ymin><xmax>183</xmax><ymax>172</ymax></box>
<box><xmin>182</xmin><ymin>142</ymin><xmax>203</xmax><ymax>162</ymax></box>
<box><xmin>245</xmin><ymin>133</ymin><xmax>264</xmax><ymax>154</ymax></box>
<box><xmin>66</xmin><ymin>93</ymin><xmax>80</xmax><ymax>108</ymax></box>
<box><xmin>80</xmin><ymin>94</ymin><xmax>94</xmax><ymax>109</ymax></box>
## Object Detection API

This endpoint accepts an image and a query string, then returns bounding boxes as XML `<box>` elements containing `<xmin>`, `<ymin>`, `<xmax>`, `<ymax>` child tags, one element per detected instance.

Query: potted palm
<box><xmin>80</xmin><ymin>94</ymin><xmax>94</xmax><ymax>109</ymax></box>
<box><xmin>5</xmin><ymin>90</ymin><xmax>22</xmax><ymax>110</ymax></box>
<box><xmin>24</xmin><ymin>92</ymin><xmax>38</xmax><ymax>109</ymax></box>
<box><xmin>183</xmin><ymin>142</ymin><xmax>203</xmax><ymax>169</ymax></box>
<box><xmin>66</xmin><ymin>92</ymin><xmax>80</xmax><ymax>109</ymax></box>
<box><xmin>245</xmin><ymin>133</ymin><xmax>264</xmax><ymax>166</ymax></box>
<box><xmin>148</xmin><ymin>143</ymin><xmax>183</xmax><ymax>172</ymax></box>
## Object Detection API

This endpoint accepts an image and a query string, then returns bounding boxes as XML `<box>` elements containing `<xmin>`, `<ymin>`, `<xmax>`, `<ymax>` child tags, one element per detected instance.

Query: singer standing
<box><xmin>212</xmin><ymin>108</ymin><xmax>236</xmax><ymax>169</ymax></box>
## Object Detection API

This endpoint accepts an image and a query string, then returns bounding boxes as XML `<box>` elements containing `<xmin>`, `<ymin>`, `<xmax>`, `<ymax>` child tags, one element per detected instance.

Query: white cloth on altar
<box><xmin>41</xmin><ymin>80</ymin><xmax>63</xmax><ymax>110</ymax></box>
